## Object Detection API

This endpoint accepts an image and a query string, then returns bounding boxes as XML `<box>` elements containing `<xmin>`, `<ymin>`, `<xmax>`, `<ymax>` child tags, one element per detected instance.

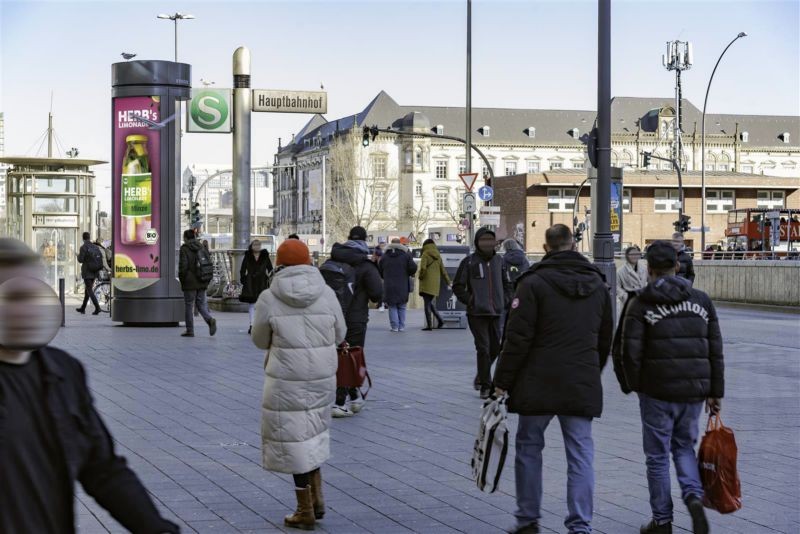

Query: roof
<box><xmin>0</xmin><ymin>156</ymin><xmax>107</xmax><ymax>167</ymax></box>
<box><xmin>279</xmin><ymin>91</ymin><xmax>800</xmax><ymax>157</ymax></box>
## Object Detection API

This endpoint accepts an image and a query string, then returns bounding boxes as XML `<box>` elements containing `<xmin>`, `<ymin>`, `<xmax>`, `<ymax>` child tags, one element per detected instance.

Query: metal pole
<box><xmin>59</xmin><ymin>277</ymin><xmax>65</xmax><ymax>327</ymax></box>
<box><xmin>466</xmin><ymin>0</ymin><xmax>474</xmax><ymax>250</ymax></box>
<box><xmin>232</xmin><ymin>47</ymin><xmax>252</xmax><ymax>283</ymax></box>
<box><xmin>174</xmin><ymin>18</ymin><xmax>178</xmax><ymax>62</ymax></box>
<box><xmin>253</xmin><ymin>171</ymin><xmax>258</xmax><ymax>234</ymax></box>
<box><xmin>701</xmin><ymin>33</ymin><xmax>746</xmax><ymax>252</ymax></box>
<box><xmin>594</xmin><ymin>0</ymin><xmax>616</xmax><ymax>304</ymax></box>
<box><xmin>322</xmin><ymin>155</ymin><xmax>327</xmax><ymax>252</ymax></box>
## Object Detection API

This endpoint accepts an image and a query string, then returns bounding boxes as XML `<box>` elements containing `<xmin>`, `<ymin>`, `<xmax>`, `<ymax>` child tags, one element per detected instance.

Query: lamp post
<box><xmin>156</xmin><ymin>12</ymin><xmax>195</xmax><ymax>62</ymax></box>
<box><xmin>701</xmin><ymin>32</ymin><xmax>747</xmax><ymax>252</ymax></box>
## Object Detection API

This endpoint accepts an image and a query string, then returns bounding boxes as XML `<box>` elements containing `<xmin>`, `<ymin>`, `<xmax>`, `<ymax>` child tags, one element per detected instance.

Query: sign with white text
<box><xmin>252</xmin><ymin>90</ymin><xmax>327</xmax><ymax>114</ymax></box>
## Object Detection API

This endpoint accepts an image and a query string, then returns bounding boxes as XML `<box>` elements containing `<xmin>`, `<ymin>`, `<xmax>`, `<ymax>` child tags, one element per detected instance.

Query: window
<box><xmin>780</xmin><ymin>132</ymin><xmax>790</xmax><ymax>143</ymax></box>
<box><xmin>623</xmin><ymin>188</ymin><xmax>631</xmax><ymax>212</ymax></box>
<box><xmin>435</xmin><ymin>191</ymin><xmax>449</xmax><ymax>212</ymax></box>
<box><xmin>458</xmin><ymin>159</ymin><xmax>466</xmax><ymax>175</ymax></box>
<box><xmin>371</xmin><ymin>156</ymin><xmax>387</xmax><ymax>179</ymax></box>
<box><xmin>782</xmin><ymin>161</ymin><xmax>797</xmax><ymax>170</ymax></box>
<box><xmin>482</xmin><ymin>161</ymin><xmax>494</xmax><ymax>178</ymax></box>
<box><xmin>526</xmin><ymin>160</ymin><xmax>540</xmax><ymax>173</ymax></box>
<box><xmin>481</xmin><ymin>125</ymin><xmax>490</xmax><ymax>137</ymax></box>
<box><xmin>706</xmin><ymin>190</ymin><xmax>735</xmax><ymax>213</ymax></box>
<box><xmin>741</xmin><ymin>164</ymin><xmax>754</xmax><ymax>174</ymax></box>
<box><xmin>434</xmin><ymin>124</ymin><xmax>444</xmax><ymax>135</ymax></box>
<box><xmin>527</xmin><ymin>127</ymin><xmax>536</xmax><ymax>138</ymax></box>
<box><xmin>757</xmin><ymin>190</ymin><xmax>785</xmax><ymax>209</ymax></box>
<box><xmin>373</xmin><ymin>189</ymin><xmax>387</xmax><ymax>212</ymax></box>
<box><xmin>404</xmin><ymin>148</ymin><xmax>413</xmax><ymax>167</ymax></box>
<box><xmin>415</xmin><ymin>181</ymin><xmax>423</xmax><ymax>196</ymax></box>
<box><xmin>435</xmin><ymin>159</ymin><xmax>448</xmax><ymax>179</ymax></box>
<box><xmin>620</xmin><ymin>152</ymin><xmax>634</xmax><ymax>168</ymax></box>
<box><xmin>572</xmin><ymin>160</ymin><xmax>585</xmax><ymax>170</ymax></box>
<box><xmin>654</xmin><ymin>189</ymin><xmax>680</xmax><ymax>212</ymax></box>
<box><xmin>740</xmin><ymin>131</ymin><xmax>749</xmax><ymax>143</ymax></box>
<box><xmin>550</xmin><ymin>161</ymin><xmax>563</xmax><ymax>170</ymax></box>
<box><xmin>415</xmin><ymin>147</ymin><xmax>423</xmax><ymax>168</ymax></box>
<box><xmin>547</xmin><ymin>188</ymin><xmax>576</xmax><ymax>212</ymax></box>
<box><xmin>33</xmin><ymin>197</ymin><xmax>77</xmax><ymax>213</ymax></box>
<box><xmin>504</xmin><ymin>161</ymin><xmax>517</xmax><ymax>175</ymax></box>
<box><xmin>569</xmin><ymin>128</ymin><xmax>580</xmax><ymax>140</ymax></box>
<box><xmin>660</xmin><ymin>162</ymin><xmax>672</xmax><ymax>171</ymax></box>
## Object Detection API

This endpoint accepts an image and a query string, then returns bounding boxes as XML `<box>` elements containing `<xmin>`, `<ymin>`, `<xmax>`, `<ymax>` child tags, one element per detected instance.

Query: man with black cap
<box><xmin>327</xmin><ymin>225</ymin><xmax>383</xmax><ymax>417</ymax></box>
<box><xmin>453</xmin><ymin>227</ymin><xmax>513</xmax><ymax>399</ymax></box>
<box><xmin>0</xmin><ymin>238</ymin><xmax>179</xmax><ymax>533</ymax></box>
<box><xmin>614</xmin><ymin>240</ymin><xmax>723</xmax><ymax>534</ymax></box>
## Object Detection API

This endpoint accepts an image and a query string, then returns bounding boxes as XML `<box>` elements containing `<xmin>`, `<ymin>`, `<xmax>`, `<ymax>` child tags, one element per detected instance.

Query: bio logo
<box><xmin>190</xmin><ymin>90</ymin><xmax>229</xmax><ymax>130</ymax></box>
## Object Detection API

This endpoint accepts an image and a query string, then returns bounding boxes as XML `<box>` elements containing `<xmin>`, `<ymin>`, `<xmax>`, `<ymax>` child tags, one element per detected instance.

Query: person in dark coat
<box><xmin>453</xmin><ymin>227</ymin><xmax>513</xmax><ymax>399</ymax></box>
<box><xmin>501</xmin><ymin>239</ymin><xmax>530</xmax><ymax>284</ymax></box>
<box><xmin>0</xmin><ymin>238</ymin><xmax>179</xmax><ymax>534</ymax></box>
<box><xmin>76</xmin><ymin>232</ymin><xmax>102</xmax><ymax>315</ymax></box>
<box><xmin>378</xmin><ymin>239</ymin><xmax>417</xmax><ymax>332</ymax></box>
<box><xmin>178</xmin><ymin>229</ymin><xmax>217</xmax><ymax>338</ymax></box>
<box><xmin>239</xmin><ymin>239</ymin><xmax>274</xmax><ymax>334</ymax></box>
<box><xmin>329</xmin><ymin>226</ymin><xmax>383</xmax><ymax>418</ymax></box>
<box><xmin>613</xmin><ymin>240</ymin><xmax>723</xmax><ymax>534</ymax></box>
<box><xmin>494</xmin><ymin>224</ymin><xmax>613</xmax><ymax>534</ymax></box>
<box><xmin>671</xmin><ymin>232</ymin><xmax>695</xmax><ymax>284</ymax></box>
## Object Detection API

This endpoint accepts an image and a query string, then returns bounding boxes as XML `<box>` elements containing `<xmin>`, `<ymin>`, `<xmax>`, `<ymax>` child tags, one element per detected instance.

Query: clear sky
<box><xmin>2</xmin><ymin>0</ymin><xmax>798</xmax><ymax>211</ymax></box>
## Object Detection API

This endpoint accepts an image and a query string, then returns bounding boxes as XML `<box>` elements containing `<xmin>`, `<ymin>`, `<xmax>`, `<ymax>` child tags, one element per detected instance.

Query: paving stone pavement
<box><xmin>50</xmin><ymin>302</ymin><xmax>799</xmax><ymax>534</ymax></box>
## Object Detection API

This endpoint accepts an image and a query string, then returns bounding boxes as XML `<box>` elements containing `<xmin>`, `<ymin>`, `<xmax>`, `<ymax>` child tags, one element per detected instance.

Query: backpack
<box><xmin>84</xmin><ymin>244</ymin><xmax>104</xmax><ymax>273</ymax></box>
<box><xmin>194</xmin><ymin>247</ymin><xmax>215</xmax><ymax>285</ymax></box>
<box><xmin>320</xmin><ymin>259</ymin><xmax>356</xmax><ymax>315</ymax></box>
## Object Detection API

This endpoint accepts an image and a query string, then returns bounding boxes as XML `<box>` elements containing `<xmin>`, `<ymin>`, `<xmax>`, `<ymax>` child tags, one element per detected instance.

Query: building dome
<box><xmin>401</xmin><ymin>111</ymin><xmax>431</xmax><ymax>132</ymax></box>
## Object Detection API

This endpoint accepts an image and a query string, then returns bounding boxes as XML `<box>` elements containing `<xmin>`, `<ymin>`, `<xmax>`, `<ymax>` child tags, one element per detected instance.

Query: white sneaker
<box><xmin>378</xmin><ymin>306</ymin><xmax>386</xmax><ymax>312</ymax></box>
<box><xmin>349</xmin><ymin>397</ymin><xmax>365</xmax><ymax>414</ymax></box>
<box><xmin>331</xmin><ymin>405</ymin><xmax>354</xmax><ymax>418</ymax></box>
<box><xmin>390</xmin><ymin>328</ymin><xmax>399</xmax><ymax>332</ymax></box>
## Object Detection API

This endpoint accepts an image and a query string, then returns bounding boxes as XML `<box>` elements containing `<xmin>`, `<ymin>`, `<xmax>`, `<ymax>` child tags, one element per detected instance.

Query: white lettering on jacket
<box><xmin>643</xmin><ymin>300</ymin><xmax>710</xmax><ymax>326</ymax></box>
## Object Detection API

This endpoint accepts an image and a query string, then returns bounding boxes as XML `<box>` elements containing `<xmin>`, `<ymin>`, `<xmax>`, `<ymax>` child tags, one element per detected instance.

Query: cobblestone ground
<box><xmin>52</xmin><ymin>302</ymin><xmax>798</xmax><ymax>534</ymax></box>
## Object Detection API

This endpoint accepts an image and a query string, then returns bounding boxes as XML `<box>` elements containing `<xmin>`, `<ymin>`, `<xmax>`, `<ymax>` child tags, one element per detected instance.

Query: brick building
<box><xmin>493</xmin><ymin>169</ymin><xmax>800</xmax><ymax>253</ymax></box>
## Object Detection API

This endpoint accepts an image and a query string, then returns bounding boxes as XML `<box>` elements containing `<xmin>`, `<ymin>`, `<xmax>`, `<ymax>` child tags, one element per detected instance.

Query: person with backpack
<box><xmin>251</xmin><ymin>239</ymin><xmax>346</xmax><ymax>531</ymax></box>
<box><xmin>501</xmin><ymin>239</ymin><xmax>530</xmax><ymax>284</ymax></box>
<box><xmin>322</xmin><ymin>226</ymin><xmax>382</xmax><ymax>418</ymax></box>
<box><xmin>76</xmin><ymin>231</ymin><xmax>103</xmax><ymax>315</ymax></box>
<box><xmin>178</xmin><ymin>228</ymin><xmax>217</xmax><ymax>338</ymax></box>
<box><xmin>239</xmin><ymin>239</ymin><xmax>274</xmax><ymax>334</ymax></box>
<box><xmin>417</xmin><ymin>239</ymin><xmax>450</xmax><ymax>330</ymax></box>
<box><xmin>378</xmin><ymin>238</ymin><xmax>417</xmax><ymax>332</ymax></box>
<box><xmin>453</xmin><ymin>227</ymin><xmax>514</xmax><ymax>399</ymax></box>
<box><xmin>613</xmin><ymin>241</ymin><xmax>722</xmax><ymax>534</ymax></box>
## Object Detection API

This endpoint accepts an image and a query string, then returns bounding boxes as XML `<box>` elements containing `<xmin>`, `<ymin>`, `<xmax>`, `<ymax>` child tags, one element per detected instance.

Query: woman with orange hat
<box><xmin>251</xmin><ymin>239</ymin><xmax>346</xmax><ymax>531</ymax></box>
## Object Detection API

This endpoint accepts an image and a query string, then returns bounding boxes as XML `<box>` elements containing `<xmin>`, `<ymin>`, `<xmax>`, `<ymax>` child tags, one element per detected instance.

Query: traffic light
<box><xmin>642</xmin><ymin>151</ymin><xmax>652</xmax><ymax>168</ymax></box>
<box><xmin>673</xmin><ymin>214</ymin><xmax>691</xmax><ymax>233</ymax></box>
<box><xmin>485</xmin><ymin>176</ymin><xmax>492</xmax><ymax>188</ymax></box>
<box><xmin>191</xmin><ymin>202</ymin><xmax>202</xmax><ymax>226</ymax></box>
<box><xmin>362</xmin><ymin>126</ymin><xmax>370</xmax><ymax>147</ymax></box>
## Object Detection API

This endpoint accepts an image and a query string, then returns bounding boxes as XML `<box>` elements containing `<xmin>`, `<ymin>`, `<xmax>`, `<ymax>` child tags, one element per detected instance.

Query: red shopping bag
<box><xmin>697</xmin><ymin>414</ymin><xmax>742</xmax><ymax>514</ymax></box>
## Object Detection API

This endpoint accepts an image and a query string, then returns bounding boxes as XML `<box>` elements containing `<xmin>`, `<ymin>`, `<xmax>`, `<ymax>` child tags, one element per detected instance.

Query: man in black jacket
<box><xmin>615</xmin><ymin>240</ymin><xmax>722</xmax><ymax>534</ymax></box>
<box><xmin>329</xmin><ymin>226</ymin><xmax>383</xmax><ymax>417</ymax></box>
<box><xmin>0</xmin><ymin>238</ymin><xmax>179</xmax><ymax>533</ymax></box>
<box><xmin>178</xmin><ymin>229</ymin><xmax>217</xmax><ymax>338</ymax></box>
<box><xmin>671</xmin><ymin>232</ymin><xmax>695</xmax><ymax>284</ymax></box>
<box><xmin>453</xmin><ymin>227</ymin><xmax>513</xmax><ymax>399</ymax></box>
<box><xmin>494</xmin><ymin>224</ymin><xmax>613</xmax><ymax>534</ymax></box>
<box><xmin>76</xmin><ymin>231</ymin><xmax>102</xmax><ymax>315</ymax></box>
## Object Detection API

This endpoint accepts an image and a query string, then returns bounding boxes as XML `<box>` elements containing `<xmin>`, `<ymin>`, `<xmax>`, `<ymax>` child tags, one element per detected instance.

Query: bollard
<box><xmin>59</xmin><ymin>278</ymin><xmax>65</xmax><ymax>327</ymax></box>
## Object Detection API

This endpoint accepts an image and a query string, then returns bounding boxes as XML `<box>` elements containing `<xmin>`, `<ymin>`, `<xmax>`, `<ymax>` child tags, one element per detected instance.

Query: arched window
<box><xmin>621</xmin><ymin>150</ymin><xmax>634</xmax><ymax>168</ymax></box>
<box><xmin>611</xmin><ymin>151</ymin><xmax>619</xmax><ymax>167</ymax></box>
<box><xmin>705</xmin><ymin>151</ymin><xmax>717</xmax><ymax>172</ymax></box>
<box><xmin>719</xmin><ymin>153</ymin><xmax>731</xmax><ymax>171</ymax></box>
<box><xmin>414</xmin><ymin>146</ymin><xmax>423</xmax><ymax>169</ymax></box>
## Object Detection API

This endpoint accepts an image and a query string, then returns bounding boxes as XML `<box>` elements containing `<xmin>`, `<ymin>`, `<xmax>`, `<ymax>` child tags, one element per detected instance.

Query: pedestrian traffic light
<box><xmin>642</xmin><ymin>151</ymin><xmax>652</xmax><ymax>168</ymax></box>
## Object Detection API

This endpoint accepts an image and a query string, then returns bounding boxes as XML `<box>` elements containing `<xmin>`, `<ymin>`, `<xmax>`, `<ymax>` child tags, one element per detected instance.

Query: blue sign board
<box><xmin>478</xmin><ymin>186</ymin><xmax>494</xmax><ymax>201</ymax></box>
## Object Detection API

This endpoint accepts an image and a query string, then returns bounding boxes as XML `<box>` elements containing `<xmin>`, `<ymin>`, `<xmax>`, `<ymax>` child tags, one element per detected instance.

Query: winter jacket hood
<box><xmin>270</xmin><ymin>265</ymin><xmax>325</xmax><ymax>308</ymax></box>
<box><xmin>502</xmin><ymin>249</ymin><xmax>528</xmax><ymax>270</ymax></box>
<box><xmin>421</xmin><ymin>242</ymin><xmax>441</xmax><ymax>260</ymax></box>
<box><xmin>329</xmin><ymin>241</ymin><xmax>383</xmax><ymax>324</ymax></box>
<box><xmin>529</xmin><ymin>250</ymin><xmax>606</xmax><ymax>299</ymax></box>
<box><xmin>331</xmin><ymin>241</ymin><xmax>369</xmax><ymax>266</ymax></box>
<box><xmin>385</xmin><ymin>242</ymin><xmax>409</xmax><ymax>254</ymax></box>
<box><xmin>474</xmin><ymin>227</ymin><xmax>497</xmax><ymax>260</ymax></box>
<box><xmin>639</xmin><ymin>274</ymin><xmax>692</xmax><ymax>304</ymax></box>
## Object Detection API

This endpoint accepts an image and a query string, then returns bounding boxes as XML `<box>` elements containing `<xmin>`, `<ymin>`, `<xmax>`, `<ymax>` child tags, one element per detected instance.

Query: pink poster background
<box><xmin>113</xmin><ymin>96</ymin><xmax>162</xmax><ymax>278</ymax></box>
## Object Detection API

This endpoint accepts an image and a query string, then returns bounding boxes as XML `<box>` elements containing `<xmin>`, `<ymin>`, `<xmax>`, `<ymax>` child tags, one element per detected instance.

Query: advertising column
<box><xmin>111</xmin><ymin>60</ymin><xmax>190</xmax><ymax>324</ymax></box>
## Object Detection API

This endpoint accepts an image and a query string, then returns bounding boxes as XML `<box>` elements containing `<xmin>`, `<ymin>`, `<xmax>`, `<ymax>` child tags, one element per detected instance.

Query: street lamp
<box><xmin>156</xmin><ymin>12</ymin><xmax>195</xmax><ymax>62</ymax></box>
<box><xmin>701</xmin><ymin>32</ymin><xmax>747</xmax><ymax>252</ymax></box>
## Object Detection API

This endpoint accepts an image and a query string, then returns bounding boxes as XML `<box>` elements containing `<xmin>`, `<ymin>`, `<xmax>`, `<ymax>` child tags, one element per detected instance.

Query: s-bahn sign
<box><xmin>187</xmin><ymin>89</ymin><xmax>232</xmax><ymax>133</ymax></box>
<box><xmin>252</xmin><ymin>90</ymin><xmax>327</xmax><ymax>114</ymax></box>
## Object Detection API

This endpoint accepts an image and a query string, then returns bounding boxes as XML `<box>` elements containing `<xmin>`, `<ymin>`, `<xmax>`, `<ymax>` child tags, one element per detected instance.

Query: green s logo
<box><xmin>190</xmin><ymin>91</ymin><xmax>228</xmax><ymax>130</ymax></box>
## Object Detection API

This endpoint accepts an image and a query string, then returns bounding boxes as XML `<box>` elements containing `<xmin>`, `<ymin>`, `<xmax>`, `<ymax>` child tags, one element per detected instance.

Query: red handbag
<box><xmin>336</xmin><ymin>344</ymin><xmax>372</xmax><ymax>398</ymax></box>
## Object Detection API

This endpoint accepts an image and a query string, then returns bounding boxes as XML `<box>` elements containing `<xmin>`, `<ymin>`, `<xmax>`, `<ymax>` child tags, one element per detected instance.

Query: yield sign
<box><xmin>459</xmin><ymin>172</ymin><xmax>479</xmax><ymax>192</ymax></box>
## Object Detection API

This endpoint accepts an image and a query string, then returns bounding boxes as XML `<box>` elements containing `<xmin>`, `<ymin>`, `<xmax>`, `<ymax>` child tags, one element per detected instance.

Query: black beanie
<box><xmin>348</xmin><ymin>226</ymin><xmax>368</xmax><ymax>241</ymax></box>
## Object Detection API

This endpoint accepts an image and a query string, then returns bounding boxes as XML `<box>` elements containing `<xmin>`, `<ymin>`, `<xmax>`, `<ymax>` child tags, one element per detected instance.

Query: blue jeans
<box><xmin>388</xmin><ymin>303</ymin><xmax>407</xmax><ymax>331</ymax></box>
<box><xmin>515</xmin><ymin>415</ymin><xmax>594</xmax><ymax>534</ymax></box>
<box><xmin>638</xmin><ymin>394</ymin><xmax>704</xmax><ymax>525</ymax></box>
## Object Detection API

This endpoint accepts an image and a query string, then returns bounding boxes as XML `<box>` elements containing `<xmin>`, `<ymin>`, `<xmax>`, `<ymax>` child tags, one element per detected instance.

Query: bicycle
<box><xmin>94</xmin><ymin>270</ymin><xmax>111</xmax><ymax>313</ymax></box>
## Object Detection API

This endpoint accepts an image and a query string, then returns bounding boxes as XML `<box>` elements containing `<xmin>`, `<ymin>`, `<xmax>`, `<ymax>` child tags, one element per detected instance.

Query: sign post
<box><xmin>459</xmin><ymin>173</ymin><xmax>479</xmax><ymax>249</ymax></box>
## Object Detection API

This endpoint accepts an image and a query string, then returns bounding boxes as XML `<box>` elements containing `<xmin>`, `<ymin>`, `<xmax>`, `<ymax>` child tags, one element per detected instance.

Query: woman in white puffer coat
<box><xmin>251</xmin><ymin>239</ymin><xmax>346</xmax><ymax>531</ymax></box>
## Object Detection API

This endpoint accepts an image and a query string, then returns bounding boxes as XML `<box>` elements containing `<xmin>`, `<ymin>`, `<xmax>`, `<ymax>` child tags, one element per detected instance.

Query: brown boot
<box><xmin>309</xmin><ymin>469</ymin><xmax>325</xmax><ymax>519</ymax></box>
<box><xmin>284</xmin><ymin>486</ymin><xmax>315</xmax><ymax>530</ymax></box>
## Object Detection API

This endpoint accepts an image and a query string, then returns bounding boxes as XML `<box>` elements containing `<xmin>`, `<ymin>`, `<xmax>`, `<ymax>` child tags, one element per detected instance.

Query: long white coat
<box><xmin>251</xmin><ymin>264</ymin><xmax>346</xmax><ymax>474</ymax></box>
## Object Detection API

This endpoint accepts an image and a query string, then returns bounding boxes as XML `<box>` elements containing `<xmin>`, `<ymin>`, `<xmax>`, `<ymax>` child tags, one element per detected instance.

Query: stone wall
<box><xmin>693</xmin><ymin>260</ymin><xmax>800</xmax><ymax>306</ymax></box>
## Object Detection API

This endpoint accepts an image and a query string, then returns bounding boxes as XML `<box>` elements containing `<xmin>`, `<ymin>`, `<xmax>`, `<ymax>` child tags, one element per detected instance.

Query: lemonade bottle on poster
<box><xmin>121</xmin><ymin>135</ymin><xmax>152</xmax><ymax>245</ymax></box>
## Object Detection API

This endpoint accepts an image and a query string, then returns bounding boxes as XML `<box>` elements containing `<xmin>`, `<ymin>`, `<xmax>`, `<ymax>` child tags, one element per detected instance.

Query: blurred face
<box><xmin>626</xmin><ymin>249</ymin><xmax>642</xmax><ymax>265</ymax></box>
<box><xmin>477</xmin><ymin>235</ymin><xmax>496</xmax><ymax>255</ymax></box>
<box><xmin>0</xmin><ymin>277</ymin><xmax>61</xmax><ymax>352</ymax></box>
<box><xmin>672</xmin><ymin>235</ymin><xmax>684</xmax><ymax>251</ymax></box>
<box><xmin>252</xmin><ymin>240</ymin><xmax>262</xmax><ymax>253</ymax></box>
